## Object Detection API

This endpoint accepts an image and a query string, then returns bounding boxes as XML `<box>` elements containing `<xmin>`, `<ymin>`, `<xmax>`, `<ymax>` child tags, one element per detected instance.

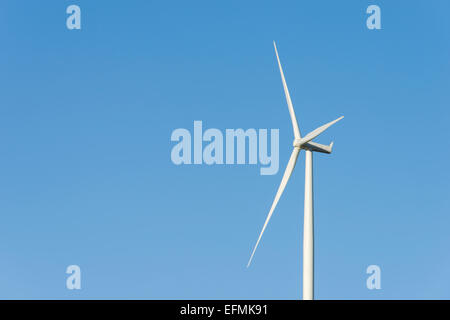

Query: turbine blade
<box><xmin>273</xmin><ymin>41</ymin><xmax>301</xmax><ymax>139</ymax></box>
<box><xmin>247</xmin><ymin>147</ymin><xmax>301</xmax><ymax>267</ymax></box>
<box><xmin>300</xmin><ymin>116</ymin><xmax>344</xmax><ymax>145</ymax></box>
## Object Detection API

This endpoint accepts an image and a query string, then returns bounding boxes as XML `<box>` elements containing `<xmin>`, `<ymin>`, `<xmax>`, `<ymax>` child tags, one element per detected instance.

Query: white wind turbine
<box><xmin>247</xmin><ymin>42</ymin><xmax>343</xmax><ymax>300</ymax></box>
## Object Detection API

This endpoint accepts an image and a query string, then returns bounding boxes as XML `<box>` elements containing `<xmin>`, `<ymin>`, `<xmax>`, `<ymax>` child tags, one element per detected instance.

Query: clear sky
<box><xmin>0</xmin><ymin>0</ymin><xmax>449</xmax><ymax>299</ymax></box>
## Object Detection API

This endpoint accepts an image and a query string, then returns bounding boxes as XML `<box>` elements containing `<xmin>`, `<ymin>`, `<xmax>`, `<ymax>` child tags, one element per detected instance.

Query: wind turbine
<box><xmin>247</xmin><ymin>42</ymin><xmax>343</xmax><ymax>300</ymax></box>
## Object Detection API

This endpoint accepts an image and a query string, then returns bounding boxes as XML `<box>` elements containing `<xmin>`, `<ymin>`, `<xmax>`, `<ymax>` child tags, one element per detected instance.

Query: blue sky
<box><xmin>0</xmin><ymin>0</ymin><xmax>449</xmax><ymax>299</ymax></box>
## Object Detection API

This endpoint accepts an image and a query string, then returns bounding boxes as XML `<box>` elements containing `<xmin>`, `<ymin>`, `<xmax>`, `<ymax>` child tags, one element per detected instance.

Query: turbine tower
<box><xmin>247</xmin><ymin>42</ymin><xmax>343</xmax><ymax>300</ymax></box>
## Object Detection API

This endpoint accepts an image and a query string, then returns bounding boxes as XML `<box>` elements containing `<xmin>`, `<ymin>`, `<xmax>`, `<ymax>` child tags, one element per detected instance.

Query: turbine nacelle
<box><xmin>293</xmin><ymin>140</ymin><xmax>334</xmax><ymax>154</ymax></box>
<box><xmin>302</xmin><ymin>141</ymin><xmax>334</xmax><ymax>154</ymax></box>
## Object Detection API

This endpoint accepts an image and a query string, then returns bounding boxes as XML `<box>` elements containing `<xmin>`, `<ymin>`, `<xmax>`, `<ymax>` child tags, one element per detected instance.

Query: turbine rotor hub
<box><xmin>293</xmin><ymin>138</ymin><xmax>303</xmax><ymax>148</ymax></box>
